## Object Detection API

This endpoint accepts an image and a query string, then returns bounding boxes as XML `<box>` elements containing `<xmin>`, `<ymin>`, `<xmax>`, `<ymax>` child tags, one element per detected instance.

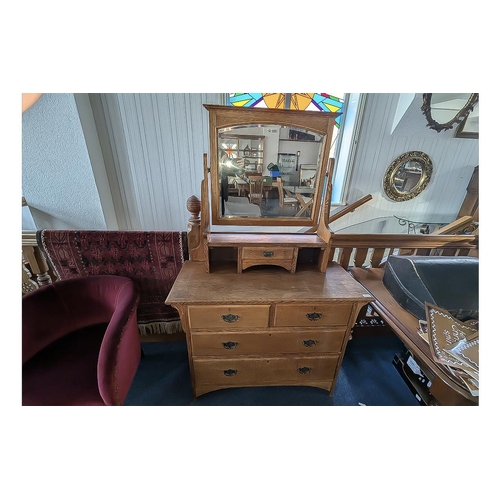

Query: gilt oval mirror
<box><xmin>205</xmin><ymin>105</ymin><xmax>338</xmax><ymax>226</ymax></box>
<box><xmin>383</xmin><ymin>151</ymin><xmax>433</xmax><ymax>202</ymax></box>
<box><xmin>421</xmin><ymin>93</ymin><xmax>478</xmax><ymax>133</ymax></box>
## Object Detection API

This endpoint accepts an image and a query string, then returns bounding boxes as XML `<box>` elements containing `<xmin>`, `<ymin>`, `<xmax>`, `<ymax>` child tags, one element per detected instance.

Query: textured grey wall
<box><xmin>22</xmin><ymin>93</ymin><xmax>106</xmax><ymax>230</ymax></box>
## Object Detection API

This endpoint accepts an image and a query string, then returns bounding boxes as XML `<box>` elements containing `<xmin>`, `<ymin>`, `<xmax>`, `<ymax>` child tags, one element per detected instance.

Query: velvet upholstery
<box><xmin>22</xmin><ymin>276</ymin><xmax>141</xmax><ymax>406</ymax></box>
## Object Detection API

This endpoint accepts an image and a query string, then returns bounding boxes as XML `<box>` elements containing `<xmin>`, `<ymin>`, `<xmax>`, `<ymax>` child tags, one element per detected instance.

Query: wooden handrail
<box><xmin>432</xmin><ymin>215</ymin><xmax>474</xmax><ymax>235</ymax></box>
<box><xmin>328</xmin><ymin>194</ymin><xmax>373</xmax><ymax>225</ymax></box>
<box><xmin>330</xmin><ymin>233</ymin><xmax>477</xmax><ymax>249</ymax></box>
<box><xmin>306</xmin><ymin>191</ymin><xmax>372</xmax><ymax>234</ymax></box>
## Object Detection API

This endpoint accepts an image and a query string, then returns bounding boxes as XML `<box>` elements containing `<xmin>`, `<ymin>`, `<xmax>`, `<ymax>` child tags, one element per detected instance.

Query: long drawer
<box><xmin>188</xmin><ymin>305</ymin><xmax>270</xmax><ymax>329</ymax></box>
<box><xmin>191</xmin><ymin>328</ymin><xmax>347</xmax><ymax>356</ymax></box>
<box><xmin>274</xmin><ymin>303</ymin><xmax>352</xmax><ymax>327</ymax></box>
<box><xmin>192</xmin><ymin>355</ymin><xmax>339</xmax><ymax>386</ymax></box>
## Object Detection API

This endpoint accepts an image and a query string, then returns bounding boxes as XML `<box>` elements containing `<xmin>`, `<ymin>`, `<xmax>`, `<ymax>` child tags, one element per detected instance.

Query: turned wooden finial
<box><xmin>187</xmin><ymin>195</ymin><xmax>201</xmax><ymax>225</ymax></box>
<box><xmin>186</xmin><ymin>195</ymin><xmax>204</xmax><ymax>262</ymax></box>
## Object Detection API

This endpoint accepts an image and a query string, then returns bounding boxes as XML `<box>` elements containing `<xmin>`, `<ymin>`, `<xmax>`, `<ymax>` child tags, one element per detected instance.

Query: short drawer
<box><xmin>188</xmin><ymin>305</ymin><xmax>270</xmax><ymax>330</ymax></box>
<box><xmin>191</xmin><ymin>328</ymin><xmax>347</xmax><ymax>356</ymax></box>
<box><xmin>275</xmin><ymin>303</ymin><xmax>352</xmax><ymax>327</ymax></box>
<box><xmin>240</xmin><ymin>246</ymin><xmax>297</xmax><ymax>272</ymax></box>
<box><xmin>241</xmin><ymin>246</ymin><xmax>295</xmax><ymax>261</ymax></box>
<box><xmin>192</xmin><ymin>355</ymin><xmax>339</xmax><ymax>386</ymax></box>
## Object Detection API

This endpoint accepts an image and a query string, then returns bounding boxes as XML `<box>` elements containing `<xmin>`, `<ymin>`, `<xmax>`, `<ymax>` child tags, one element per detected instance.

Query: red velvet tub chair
<box><xmin>22</xmin><ymin>276</ymin><xmax>141</xmax><ymax>406</ymax></box>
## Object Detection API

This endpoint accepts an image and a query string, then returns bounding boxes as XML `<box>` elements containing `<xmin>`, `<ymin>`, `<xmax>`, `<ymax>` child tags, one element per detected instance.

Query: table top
<box><xmin>166</xmin><ymin>261</ymin><xmax>374</xmax><ymax>305</ymax></box>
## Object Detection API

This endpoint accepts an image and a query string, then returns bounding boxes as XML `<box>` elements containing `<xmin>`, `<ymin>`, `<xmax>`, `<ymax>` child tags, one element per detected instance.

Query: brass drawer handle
<box><xmin>297</xmin><ymin>366</ymin><xmax>312</xmax><ymax>375</ymax></box>
<box><xmin>223</xmin><ymin>369</ymin><xmax>238</xmax><ymax>377</ymax></box>
<box><xmin>306</xmin><ymin>312</ymin><xmax>322</xmax><ymax>321</ymax></box>
<box><xmin>221</xmin><ymin>313</ymin><xmax>239</xmax><ymax>323</ymax></box>
<box><xmin>302</xmin><ymin>339</ymin><xmax>317</xmax><ymax>348</ymax></box>
<box><xmin>222</xmin><ymin>341</ymin><xmax>238</xmax><ymax>350</ymax></box>
<box><xmin>263</xmin><ymin>251</ymin><xmax>274</xmax><ymax>257</ymax></box>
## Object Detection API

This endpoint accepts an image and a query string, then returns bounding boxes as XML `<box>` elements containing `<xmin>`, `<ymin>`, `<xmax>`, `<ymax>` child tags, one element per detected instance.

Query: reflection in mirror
<box><xmin>421</xmin><ymin>93</ymin><xmax>479</xmax><ymax>133</ymax></box>
<box><xmin>383</xmin><ymin>151</ymin><xmax>433</xmax><ymax>202</ymax></box>
<box><xmin>393</xmin><ymin>160</ymin><xmax>422</xmax><ymax>193</ymax></box>
<box><xmin>299</xmin><ymin>164</ymin><xmax>318</xmax><ymax>187</ymax></box>
<box><xmin>218</xmin><ymin>124</ymin><xmax>324</xmax><ymax>219</ymax></box>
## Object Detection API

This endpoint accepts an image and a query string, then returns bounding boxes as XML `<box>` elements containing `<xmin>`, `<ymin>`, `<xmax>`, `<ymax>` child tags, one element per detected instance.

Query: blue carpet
<box><xmin>124</xmin><ymin>334</ymin><xmax>419</xmax><ymax>406</ymax></box>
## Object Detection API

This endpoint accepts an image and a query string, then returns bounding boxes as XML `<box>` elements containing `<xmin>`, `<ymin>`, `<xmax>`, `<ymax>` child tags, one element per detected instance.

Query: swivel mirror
<box><xmin>205</xmin><ymin>105</ymin><xmax>338</xmax><ymax>227</ymax></box>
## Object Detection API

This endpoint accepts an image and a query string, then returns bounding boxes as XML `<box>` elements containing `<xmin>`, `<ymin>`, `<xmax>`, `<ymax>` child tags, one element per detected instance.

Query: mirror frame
<box><xmin>383</xmin><ymin>151</ymin><xmax>433</xmax><ymax>202</ymax></box>
<box><xmin>204</xmin><ymin>104</ymin><xmax>338</xmax><ymax>227</ymax></box>
<box><xmin>421</xmin><ymin>93</ymin><xmax>479</xmax><ymax>133</ymax></box>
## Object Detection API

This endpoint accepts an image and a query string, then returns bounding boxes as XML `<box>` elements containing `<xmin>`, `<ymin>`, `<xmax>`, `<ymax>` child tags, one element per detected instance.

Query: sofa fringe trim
<box><xmin>138</xmin><ymin>320</ymin><xmax>183</xmax><ymax>337</ymax></box>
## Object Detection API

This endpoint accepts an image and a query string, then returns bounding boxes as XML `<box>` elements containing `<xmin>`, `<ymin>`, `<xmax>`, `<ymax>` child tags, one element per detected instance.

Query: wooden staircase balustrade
<box><xmin>22</xmin><ymin>231</ymin><xmax>53</xmax><ymax>295</ymax></box>
<box><xmin>329</xmin><ymin>233</ymin><xmax>478</xmax><ymax>270</ymax></box>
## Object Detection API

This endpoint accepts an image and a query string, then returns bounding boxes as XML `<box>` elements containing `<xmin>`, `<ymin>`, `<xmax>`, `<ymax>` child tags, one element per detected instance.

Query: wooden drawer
<box><xmin>191</xmin><ymin>328</ymin><xmax>347</xmax><ymax>356</ymax></box>
<box><xmin>193</xmin><ymin>355</ymin><xmax>339</xmax><ymax>387</ymax></box>
<box><xmin>240</xmin><ymin>246</ymin><xmax>297</xmax><ymax>272</ymax></box>
<box><xmin>188</xmin><ymin>305</ymin><xmax>270</xmax><ymax>330</ymax></box>
<box><xmin>241</xmin><ymin>246</ymin><xmax>295</xmax><ymax>261</ymax></box>
<box><xmin>275</xmin><ymin>303</ymin><xmax>352</xmax><ymax>327</ymax></box>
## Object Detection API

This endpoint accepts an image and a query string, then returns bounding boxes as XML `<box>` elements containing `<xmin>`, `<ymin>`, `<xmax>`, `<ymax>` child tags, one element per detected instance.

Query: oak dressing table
<box><xmin>165</xmin><ymin>105</ymin><xmax>373</xmax><ymax>399</ymax></box>
<box><xmin>167</xmin><ymin>261</ymin><xmax>373</xmax><ymax>398</ymax></box>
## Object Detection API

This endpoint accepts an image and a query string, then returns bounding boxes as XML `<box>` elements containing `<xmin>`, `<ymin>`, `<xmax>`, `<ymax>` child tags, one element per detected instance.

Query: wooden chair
<box><xmin>276</xmin><ymin>177</ymin><xmax>298</xmax><ymax>213</ymax></box>
<box><xmin>248</xmin><ymin>176</ymin><xmax>264</xmax><ymax>207</ymax></box>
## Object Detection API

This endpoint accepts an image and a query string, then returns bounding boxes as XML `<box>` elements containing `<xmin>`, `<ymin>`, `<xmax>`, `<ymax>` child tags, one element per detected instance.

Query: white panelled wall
<box><xmin>329</xmin><ymin>93</ymin><xmax>478</xmax><ymax>233</ymax></box>
<box><xmin>89</xmin><ymin>93</ymin><xmax>223</xmax><ymax>231</ymax></box>
<box><xmin>78</xmin><ymin>93</ymin><xmax>478</xmax><ymax>234</ymax></box>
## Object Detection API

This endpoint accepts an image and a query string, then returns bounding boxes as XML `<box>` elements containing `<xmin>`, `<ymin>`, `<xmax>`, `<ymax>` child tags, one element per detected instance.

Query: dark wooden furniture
<box><xmin>166</xmin><ymin>261</ymin><xmax>373</xmax><ymax>398</ymax></box>
<box><xmin>322</xmin><ymin>231</ymin><xmax>478</xmax><ymax>405</ymax></box>
<box><xmin>350</xmin><ymin>267</ymin><xmax>478</xmax><ymax>406</ymax></box>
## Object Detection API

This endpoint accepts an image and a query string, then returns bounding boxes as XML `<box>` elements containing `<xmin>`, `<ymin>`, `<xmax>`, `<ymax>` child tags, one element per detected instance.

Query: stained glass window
<box><xmin>229</xmin><ymin>93</ymin><xmax>286</xmax><ymax>109</ymax></box>
<box><xmin>229</xmin><ymin>92</ymin><xmax>344</xmax><ymax>127</ymax></box>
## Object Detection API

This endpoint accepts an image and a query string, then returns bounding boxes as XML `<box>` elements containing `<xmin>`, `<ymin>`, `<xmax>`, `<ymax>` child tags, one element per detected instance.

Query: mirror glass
<box><xmin>218</xmin><ymin>124</ymin><xmax>324</xmax><ymax>220</ymax></box>
<box><xmin>393</xmin><ymin>160</ymin><xmax>423</xmax><ymax>193</ymax></box>
<box><xmin>429</xmin><ymin>93</ymin><xmax>473</xmax><ymax>124</ymax></box>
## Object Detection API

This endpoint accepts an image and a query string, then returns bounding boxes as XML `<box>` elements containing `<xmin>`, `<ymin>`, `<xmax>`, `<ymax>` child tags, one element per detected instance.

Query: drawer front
<box><xmin>275</xmin><ymin>303</ymin><xmax>352</xmax><ymax>327</ymax></box>
<box><xmin>193</xmin><ymin>355</ymin><xmax>339</xmax><ymax>386</ymax></box>
<box><xmin>241</xmin><ymin>246</ymin><xmax>295</xmax><ymax>262</ymax></box>
<box><xmin>191</xmin><ymin>328</ymin><xmax>346</xmax><ymax>356</ymax></box>
<box><xmin>188</xmin><ymin>305</ymin><xmax>270</xmax><ymax>330</ymax></box>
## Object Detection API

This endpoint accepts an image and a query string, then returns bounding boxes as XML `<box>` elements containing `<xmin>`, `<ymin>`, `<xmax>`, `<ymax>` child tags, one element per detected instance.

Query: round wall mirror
<box><xmin>421</xmin><ymin>93</ymin><xmax>478</xmax><ymax>133</ymax></box>
<box><xmin>383</xmin><ymin>151</ymin><xmax>433</xmax><ymax>202</ymax></box>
